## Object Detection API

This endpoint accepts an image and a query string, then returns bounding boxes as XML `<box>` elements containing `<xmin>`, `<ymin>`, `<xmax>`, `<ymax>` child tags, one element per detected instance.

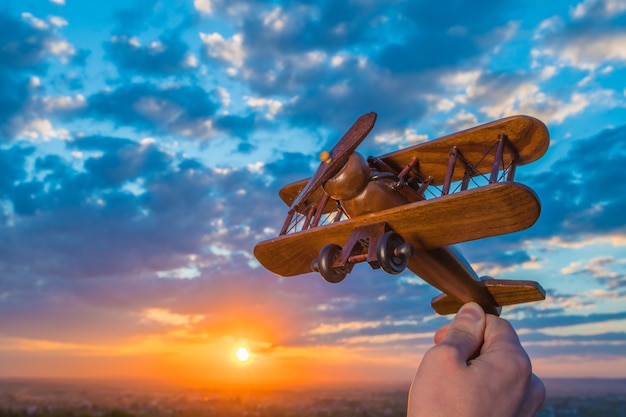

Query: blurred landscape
<box><xmin>1</xmin><ymin>378</ymin><xmax>626</xmax><ymax>417</ymax></box>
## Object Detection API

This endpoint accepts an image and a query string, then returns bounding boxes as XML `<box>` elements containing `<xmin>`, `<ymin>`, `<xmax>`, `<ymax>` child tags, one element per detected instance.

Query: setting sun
<box><xmin>236</xmin><ymin>347</ymin><xmax>250</xmax><ymax>362</ymax></box>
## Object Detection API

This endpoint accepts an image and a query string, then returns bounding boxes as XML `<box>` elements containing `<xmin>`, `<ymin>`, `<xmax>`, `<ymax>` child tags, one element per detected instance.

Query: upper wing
<box><xmin>378</xmin><ymin>114</ymin><xmax>549</xmax><ymax>185</ymax></box>
<box><xmin>254</xmin><ymin>182</ymin><xmax>540</xmax><ymax>277</ymax></box>
<box><xmin>278</xmin><ymin>115</ymin><xmax>549</xmax><ymax>208</ymax></box>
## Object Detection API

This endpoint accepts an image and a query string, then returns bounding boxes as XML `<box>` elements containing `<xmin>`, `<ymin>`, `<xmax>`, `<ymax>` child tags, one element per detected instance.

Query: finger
<box><xmin>440</xmin><ymin>302</ymin><xmax>486</xmax><ymax>362</ymax></box>
<box><xmin>434</xmin><ymin>324</ymin><xmax>450</xmax><ymax>344</ymax></box>
<box><xmin>516</xmin><ymin>374</ymin><xmax>546</xmax><ymax>417</ymax></box>
<box><xmin>480</xmin><ymin>314</ymin><xmax>528</xmax><ymax>360</ymax></box>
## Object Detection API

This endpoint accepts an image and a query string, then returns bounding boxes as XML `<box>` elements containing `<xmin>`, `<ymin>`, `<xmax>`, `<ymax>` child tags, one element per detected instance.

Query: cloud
<box><xmin>106</xmin><ymin>32</ymin><xmax>196</xmax><ymax>76</ymax></box>
<box><xmin>200</xmin><ymin>32</ymin><xmax>245</xmax><ymax>69</ymax></box>
<box><xmin>0</xmin><ymin>14</ymin><xmax>51</xmax><ymax>138</ymax></box>
<box><xmin>561</xmin><ymin>256</ymin><xmax>626</xmax><ymax>290</ymax></box>
<box><xmin>571</xmin><ymin>0</ymin><xmax>626</xmax><ymax>19</ymax></box>
<box><xmin>194</xmin><ymin>0</ymin><xmax>213</xmax><ymax>15</ymax></box>
<box><xmin>0</xmin><ymin>145</ymin><xmax>35</xmax><ymax>193</ymax></box>
<box><xmin>17</xmin><ymin>118</ymin><xmax>71</xmax><ymax>142</ymax></box>
<box><xmin>538</xmin><ymin>0</ymin><xmax>626</xmax><ymax>71</ymax></box>
<box><xmin>0</xmin><ymin>137</ymin><xmax>453</xmax><ymax>348</ymax></box>
<box><xmin>1</xmin><ymin>0</ymin><xmax>626</xmax><ymax>374</ymax></box>
<box><xmin>374</xmin><ymin>1</ymin><xmax>518</xmax><ymax>72</ymax></box>
<box><xmin>460</xmin><ymin>122</ymin><xmax>626</xmax><ymax>283</ymax></box>
<box><xmin>528</xmin><ymin>124</ymin><xmax>626</xmax><ymax>240</ymax></box>
<box><xmin>0</xmin><ymin>13</ymin><xmax>60</xmax><ymax>71</ymax></box>
<box><xmin>86</xmin><ymin>83</ymin><xmax>226</xmax><ymax>139</ymax></box>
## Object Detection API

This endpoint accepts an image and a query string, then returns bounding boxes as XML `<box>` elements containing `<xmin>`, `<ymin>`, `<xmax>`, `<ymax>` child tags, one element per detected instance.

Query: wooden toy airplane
<box><xmin>254</xmin><ymin>112</ymin><xmax>549</xmax><ymax>315</ymax></box>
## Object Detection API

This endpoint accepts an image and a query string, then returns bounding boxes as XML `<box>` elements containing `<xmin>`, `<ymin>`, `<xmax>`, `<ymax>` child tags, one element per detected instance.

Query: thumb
<box><xmin>441</xmin><ymin>302</ymin><xmax>487</xmax><ymax>362</ymax></box>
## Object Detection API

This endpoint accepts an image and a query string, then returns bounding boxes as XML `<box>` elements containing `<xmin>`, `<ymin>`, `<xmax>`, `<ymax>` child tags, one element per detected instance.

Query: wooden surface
<box><xmin>278</xmin><ymin>115</ymin><xmax>549</xmax><ymax>208</ymax></box>
<box><xmin>378</xmin><ymin>114</ymin><xmax>549</xmax><ymax>185</ymax></box>
<box><xmin>430</xmin><ymin>279</ymin><xmax>546</xmax><ymax>315</ymax></box>
<box><xmin>254</xmin><ymin>182</ymin><xmax>541</xmax><ymax>277</ymax></box>
<box><xmin>289</xmin><ymin>112</ymin><xmax>376</xmax><ymax>211</ymax></box>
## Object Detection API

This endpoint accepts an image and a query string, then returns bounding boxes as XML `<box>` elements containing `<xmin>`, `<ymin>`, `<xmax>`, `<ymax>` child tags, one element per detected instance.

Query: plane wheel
<box><xmin>377</xmin><ymin>232</ymin><xmax>414</xmax><ymax>274</ymax></box>
<box><xmin>317</xmin><ymin>244</ymin><xmax>347</xmax><ymax>284</ymax></box>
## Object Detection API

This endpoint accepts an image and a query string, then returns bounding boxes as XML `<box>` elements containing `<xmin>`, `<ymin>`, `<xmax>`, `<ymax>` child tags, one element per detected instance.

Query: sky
<box><xmin>1</xmin><ymin>0</ymin><xmax>625</xmax><ymax>389</ymax></box>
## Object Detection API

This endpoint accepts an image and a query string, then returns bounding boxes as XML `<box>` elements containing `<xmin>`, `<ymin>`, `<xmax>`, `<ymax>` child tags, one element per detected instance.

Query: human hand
<box><xmin>407</xmin><ymin>302</ymin><xmax>545</xmax><ymax>417</ymax></box>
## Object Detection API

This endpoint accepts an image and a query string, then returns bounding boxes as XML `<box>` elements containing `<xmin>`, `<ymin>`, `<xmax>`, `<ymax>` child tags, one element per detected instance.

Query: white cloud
<box><xmin>557</xmin><ymin>33</ymin><xmax>626</xmax><ymax>70</ymax></box>
<box><xmin>374</xmin><ymin>129</ymin><xmax>428</xmax><ymax>146</ymax></box>
<box><xmin>571</xmin><ymin>0</ymin><xmax>626</xmax><ymax>18</ymax></box>
<box><xmin>480</xmin><ymin>82</ymin><xmax>541</xmax><ymax>119</ymax></box>
<box><xmin>480</xmin><ymin>84</ymin><xmax>593</xmax><ymax>124</ymax></box>
<box><xmin>216</xmin><ymin>87</ymin><xmax>231</xmax><ymax>107</ymax></box>
<box><xmin>604</xmin><ymin>0</ymin><xmax>626</xmax><ymax>15</ymax></box>
<box><xmin>22</xmin><ymin>12</ymin><xmax>68</xmax><ymax>31</ymax></box>
<box><xmin>41</xmin><ymin>94</ymin><xmax>86</xmax><ymax>112</ymax></box>
<box><xmin>534</xmin><ymin>17</ymin><xmax>563</xmax><ymax>40</ymax></box>
<box><xmin>436</xmin><ymin>98</ymin><xmax>456</xmax><ymax>112</ymax></box>
<box><xmin>194</xmin><ymin>0</ymin><xmax>212</xmax><ymax>14</ymax></box>
<box><xmin>263</xmin><ymin>7</ymin><xmax>287</xmax><ymax>31</ymax></box>
<box><xmin>29</xmin><ymin>76</ymin><xmax>41</xmax><ymax>88</ymax></box>
<box><xmin>156</xmin><ymin>264</ymin><xmax>201</xmax><ymax>280</ymax></box>
<box><xmin>473</xmin><ymin>255</ymin><xmax>541</xmax><ymax>277</ymax></box>
<box><xmin>308</xmin><ymin>318</ymin><xmax>419</xmax><ymax>336</ymax></box>
<box><xmin>561</xmin><ymin>261</ymin><xmax>583</xmax><ymax>275</ymax></box>
<box><xmin>132</xmin><ymin>97</ymin><xmax>216</xmax><ymax>139</ymax></box>
<box><xmin>149</xmin><ymin>40</ymin><xmax>165</xmax><ymax>53</ymax></box>
<box><xmin>540</xmin><ymin>65</ymin><xmax>558</xmax><ymax>80</ymax></box>
<box><xmin>441</xmin><ymin>70</ymin><xmax>482</xmax><ymax>91</ymax></box>
<box><xmin>141</xmin><ymin>308</ymin><xmax>204</xmax><ymax>327</ymax></box>
<box><xmin>134</xmin><ymin>97</ymin><xmax>182</xmax><ymax>121</ymax></box>
<box><xmin>199</xmin><ymin>32</ymin><xmax>245</xmax><ymax>68</ymax></box>
<box><xmin>246</xmin><ymin>162</ymin><xmax>264</xmax><ymax>176</ymax></box>
<box><xmin>303</xmin><ymin>50</ymin><xmax>326</xmax><ymax>67</ymax></box>
<box><xmin>546</xmin><ymin>92</ymin><xmax>590</xmax><ymax>123</ymax></box>
<box><xmin>46</xmin><ymin>39</ymin><xmax>76</xmax><ymax>63</ymax></box>
<box><xmin>339</xmin><ymin>333</ymin><xmax>430</xmax><ymax>345</ymax></box>
<box><xmin>445</xmin><ymin>110</ymin><xmax>479</xmax><ymax>132</ymax></box>
<box><xmin>49</xmin><ymin>16</ymin><xmax>68</xmax><ymax>27</ymax></box>
<box><xmin>541</xmin><ymin>234</ymin><xmax>626</xmax><ymax>248</ymax></box>
<box><xmin>327</xmin><ymin>81</ymin><xmax>350</xmax><ymax>97</ymax></box>
<box><xmin>21</xmin><ymin>12</ymin><xmax>48</xmax><ymax>29</ymax></box>
<box><xmin>561</xmin><ymin>257</ymin><xmax>623</xmax><ymax>290</ymax></box>
<box><xmin>18</xmin><ymin>119</ymin><xmax>71</xmax><ymax>141</ymax></box>
<box><xmin>246</xmin><ymin>97</ymin><xmax>283</xmax><ymax>119</ymax></box>
<box><xmin>50</xmin><ymin>0</ymin><xmax>65</xmax><ymax>4</ymax></box>
<box><xmin>331</xmin><ymin>55</ymin><xmax>346</xmax><ymax>67</ymax></box>
<box><xmin>110</xmin><ymin>35</ymin><xmax>140</xmax><ymax>48</ymax></box>
<box><xmin>184</xmin><ymin>53</ymin><xmax>198</xmax><ymax>68</ymax></box>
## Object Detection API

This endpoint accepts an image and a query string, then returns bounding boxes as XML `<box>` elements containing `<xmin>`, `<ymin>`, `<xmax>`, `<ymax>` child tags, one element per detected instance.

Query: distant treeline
<box><xmin>0</xmin><ymin>411</ymin><xmax>136</xmax><ymax>417</ymax></box>
<box><xmin>2</xmin><ymin>394</ymin><xmax>626</xmax><ymax>417</ymax></box>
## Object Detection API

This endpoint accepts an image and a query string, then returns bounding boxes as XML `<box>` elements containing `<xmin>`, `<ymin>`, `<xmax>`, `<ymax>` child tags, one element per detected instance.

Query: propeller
<box><xmin>290</xmin><ymin>112</ymin><xmax>377</xmax><ymax>212</ymax></box>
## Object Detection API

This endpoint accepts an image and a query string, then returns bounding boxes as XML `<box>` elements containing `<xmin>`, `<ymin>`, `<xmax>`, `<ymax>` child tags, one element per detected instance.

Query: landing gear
<box><xmin>376</xmin><ymin>231</ymin><xmax>414</xmax><ymax>274</ymax></box>
<box><xmin>312</xmin><ymin>243</ymin><xmax>347</xmax><ymax>283</ymax></box>
<box><xmin>311</xmin><ymin>225</ymin><xmax>414</xmax><ymax>283</ymax></box>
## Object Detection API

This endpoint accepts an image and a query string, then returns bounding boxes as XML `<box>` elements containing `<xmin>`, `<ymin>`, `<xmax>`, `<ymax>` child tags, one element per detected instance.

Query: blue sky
<box><xmin>0</xmin><ymin>0</ymin><xmax>625</xmax><ymax>385</ymax></box>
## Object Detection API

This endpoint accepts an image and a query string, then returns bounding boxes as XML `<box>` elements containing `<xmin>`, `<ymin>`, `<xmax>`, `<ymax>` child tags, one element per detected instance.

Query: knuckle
<box><xmin>509</xmin><ymin>351</ymin><xmax>532</xmax><ymax>376</ymax></box>
<box><xmin>424</xmin><ymin>342</ymin><xmax>464</xmax><ymax>367</ymax></box>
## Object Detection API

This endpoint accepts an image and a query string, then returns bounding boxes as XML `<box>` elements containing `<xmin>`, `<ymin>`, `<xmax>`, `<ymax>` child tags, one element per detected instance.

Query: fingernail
<box><xmin>457</xmin><ymin>302</ymin><xmax>483</xmax><ymax>321</ymax></box>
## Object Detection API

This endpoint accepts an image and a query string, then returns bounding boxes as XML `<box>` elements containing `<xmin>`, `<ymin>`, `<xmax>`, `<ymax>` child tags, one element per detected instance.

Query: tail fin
<box><xmin>431</xmin><ymin>278</ymin><xmax>546</xmax><ymax>315</ymax></box>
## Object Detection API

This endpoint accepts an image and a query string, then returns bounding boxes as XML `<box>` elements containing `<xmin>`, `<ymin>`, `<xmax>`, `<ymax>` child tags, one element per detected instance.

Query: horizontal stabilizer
<box><xmin>430</xmin><ymin>278</ymin><xmax>546</xmax><ymax>315</ymax></box>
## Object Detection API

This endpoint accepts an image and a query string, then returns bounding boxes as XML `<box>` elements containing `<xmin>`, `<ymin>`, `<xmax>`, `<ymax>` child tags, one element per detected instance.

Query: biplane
<box><xmin>254</xmin><ymin>112</ymin><xmax>549</xmax><ymax>315</ymax></box>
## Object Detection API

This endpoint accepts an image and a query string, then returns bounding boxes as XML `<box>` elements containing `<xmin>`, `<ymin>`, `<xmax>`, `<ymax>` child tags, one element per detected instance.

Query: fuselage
<box><xmin>322</xmin><ymin>152</ymin><xmax>500</xmax><ymax>314</ymax></box>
